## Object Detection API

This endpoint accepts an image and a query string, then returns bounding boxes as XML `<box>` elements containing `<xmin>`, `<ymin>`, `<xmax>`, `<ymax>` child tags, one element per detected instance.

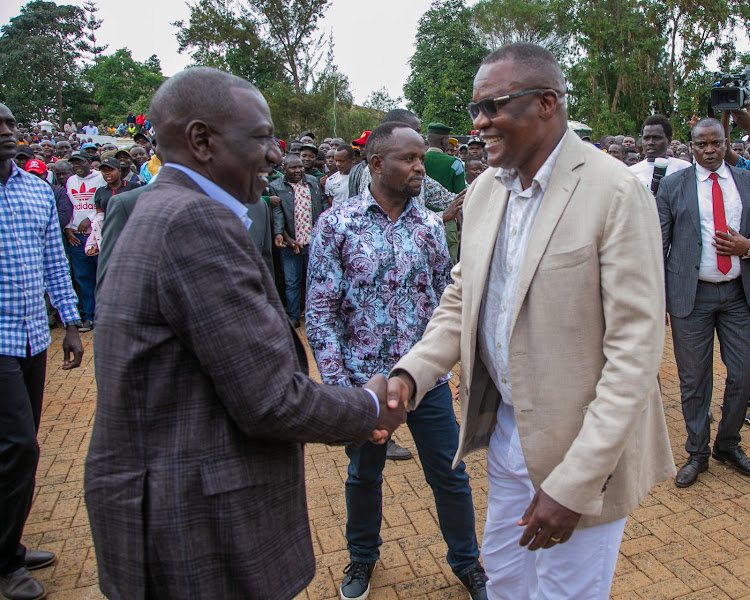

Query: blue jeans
<box><xmin>280</xmin><ymin>245</ymin><xmax>307</xmax><ymax>320</ymax></box>
<box><xmin>345</xmin><ymin>382</ymin><xmax>479</xmax><ymax>576</ymax></box>
<box><xmin>67</xmin><ymin>232</ymin><xmax>97</xmax><ymax>322</ymax></box>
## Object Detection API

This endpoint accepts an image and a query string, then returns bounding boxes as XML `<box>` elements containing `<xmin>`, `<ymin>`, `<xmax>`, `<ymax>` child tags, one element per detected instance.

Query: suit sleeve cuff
<box><xmin>364</xmin><ymin>388</ymin><xmax>379</xmax><ymax>417</ymax></box>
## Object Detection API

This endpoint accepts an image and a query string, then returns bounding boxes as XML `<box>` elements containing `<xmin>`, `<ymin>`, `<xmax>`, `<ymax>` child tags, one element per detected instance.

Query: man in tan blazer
<box><xmin>387</xmin><ymin>43</ymin><xmax>675</xmax><ymax>599</ymax></box>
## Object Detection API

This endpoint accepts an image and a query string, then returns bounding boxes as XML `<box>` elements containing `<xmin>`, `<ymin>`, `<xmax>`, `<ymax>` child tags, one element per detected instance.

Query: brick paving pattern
<box><xmin>23</xmin><ymin>326</ymin><xmax>750</xmax><ymax>599</ymax></box>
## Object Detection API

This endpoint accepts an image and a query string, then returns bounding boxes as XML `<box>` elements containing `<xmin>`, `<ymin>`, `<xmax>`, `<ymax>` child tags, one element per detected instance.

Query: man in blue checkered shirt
<box><xmin>0</xmin><ymin>103</ymin><xmax>84</xmax><ymax>600</ymax></box>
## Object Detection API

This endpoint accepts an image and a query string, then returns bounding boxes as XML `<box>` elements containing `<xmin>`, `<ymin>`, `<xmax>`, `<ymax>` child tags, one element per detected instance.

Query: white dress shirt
<box><xmin>629</xmin><ymin>156</ymin><xmax>691</xmax><ymax>189</ymax></box>
<box><xmin>695</xmin><ymin>161</ymin><xmax>742</xmax><ymax>282</ymax></box>
<box><xmin>477</xmin><ymin>131</ymin><xmax>568</xmax><ymax>406</ymax></box>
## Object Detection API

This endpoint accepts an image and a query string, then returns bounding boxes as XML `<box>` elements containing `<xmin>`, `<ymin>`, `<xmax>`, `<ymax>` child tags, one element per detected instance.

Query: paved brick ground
<box><xmin>22</xmin><ymin>326</ymin><xmax>750</xmax><ymax>599</ymax></box>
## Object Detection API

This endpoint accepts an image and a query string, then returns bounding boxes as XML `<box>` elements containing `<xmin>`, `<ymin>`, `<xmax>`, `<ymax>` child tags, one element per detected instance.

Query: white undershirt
<box><xmin>695</xmin><ymin>161</ymin><xmax>742</xmax><ymax>282</ymax></box>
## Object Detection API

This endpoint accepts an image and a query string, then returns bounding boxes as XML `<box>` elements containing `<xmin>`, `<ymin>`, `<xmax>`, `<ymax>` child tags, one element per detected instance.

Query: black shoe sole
<box><xmin>711</xmin><ymin>452</ymin><xmax>750</xmax><ymax>476</ymax></box>
<box><xmin>26</xmin><ymin>557</ymin><xmax>56</xmax><ymax>571</ymax></box>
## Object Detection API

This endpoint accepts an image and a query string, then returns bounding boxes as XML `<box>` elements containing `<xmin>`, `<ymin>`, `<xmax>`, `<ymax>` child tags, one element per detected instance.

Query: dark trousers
<box><xmin>0</xmin><ymin>349</ymin><xmax>47</xmax><ymax>575</ymax></box>
<box><xmin>344</xmin><ymin>382</ymin><xmax>479</xmax><ymax>576</ymax></box>
<box><xmin>671</xmin><ymin>278</ymin><xmax>750</xmax><ymax>459</ymax></box>
<box><xmin>67</xmin><ymin>232</ymin><xmax>97</xmax><ymax>322</ymax></box>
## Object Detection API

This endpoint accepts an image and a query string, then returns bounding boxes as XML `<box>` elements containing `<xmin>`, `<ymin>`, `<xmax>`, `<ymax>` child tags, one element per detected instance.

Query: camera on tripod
<box><xmin>710</xmin><ymin>66</ymin><xmax>750</xmax><ymax>110</ymax></box>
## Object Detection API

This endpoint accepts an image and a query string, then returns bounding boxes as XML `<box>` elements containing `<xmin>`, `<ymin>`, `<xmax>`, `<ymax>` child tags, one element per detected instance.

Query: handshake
<box><xmin>364</xmin><ymin>373</ymin><xmax>416</xmax><ymax>444</ymax></box>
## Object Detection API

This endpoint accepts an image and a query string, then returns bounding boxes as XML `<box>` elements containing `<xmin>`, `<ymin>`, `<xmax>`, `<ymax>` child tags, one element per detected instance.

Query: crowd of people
<box><xmin>2</xmin><ymin>41</ymin><xmax>750</xmax><ymax>600</ymax></box>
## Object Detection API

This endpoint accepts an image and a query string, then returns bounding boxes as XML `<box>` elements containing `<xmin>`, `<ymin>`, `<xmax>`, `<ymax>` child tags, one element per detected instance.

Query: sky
<box><xmin>0</xmin><ymin>0</ymin><xmax>478</xmax><ymax>105</ymax></box>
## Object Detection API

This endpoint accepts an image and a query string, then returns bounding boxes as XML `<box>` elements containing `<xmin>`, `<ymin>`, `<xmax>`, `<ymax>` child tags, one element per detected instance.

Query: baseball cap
<box><xmin>16</xmin><ymin>146</ymin><xmax>34</xmax><ymax>158</ymax></box>
<box><xmin>69</xmin><ymin>151</ymin><xmax>91</xmax><ymax>162</ymax></box>
<box><xmin>299</xmin><ymin>130</ymin><xmax>315</xmax><ymax>140</ymax></box>
<box><xmin>299</xmin><ymin>143</ymin><xmax>318</xmax><ymax>153</ymax></box>
<box><xmin>133</xmin><ymin>132</ymin><xmax>151</xmax><ymax>143</ymax></box>
<box><xmin>24</xmin><ymin>159</ymin><xmax>47</xmax><ymax>175</ymax></box>
<box><xmin>81</xmin><ymin>142</ymin><xmax>97</xmax><ymax>149</ymax></box>
<box><xmin>352</xmin><ymin>131</ymin><xmax>371</xmax><ymax>147</ymax></box>
<box><xmin>114</xmin><ymin>149</ymin><xmax>132</xmax><ymax>158</ymax></box>
<box><xmin>99</xmin><ymin>157</ymin><xmax>121</xmax><ymax>170</ymax></box>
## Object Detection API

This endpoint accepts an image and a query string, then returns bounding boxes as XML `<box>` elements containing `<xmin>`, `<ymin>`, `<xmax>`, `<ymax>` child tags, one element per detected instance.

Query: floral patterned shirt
<box><xmin>306</xmin><ymin>187</ymin><xmax>453</xmax><ymax>388</ymax></box>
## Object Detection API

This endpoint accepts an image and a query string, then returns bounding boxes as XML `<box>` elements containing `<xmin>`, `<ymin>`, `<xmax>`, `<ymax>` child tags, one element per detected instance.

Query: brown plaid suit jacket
<box><xmin>85</xmin><ymin>167</ymin><xmax>378</xmax><ymax>600</ymax></box>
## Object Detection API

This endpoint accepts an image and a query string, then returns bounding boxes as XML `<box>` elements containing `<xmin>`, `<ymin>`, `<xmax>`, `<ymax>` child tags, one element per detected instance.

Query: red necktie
<box><xmin>709</xmin><ymin>172</ymin><xmax>731</xmax><ymax>275</ymax></box>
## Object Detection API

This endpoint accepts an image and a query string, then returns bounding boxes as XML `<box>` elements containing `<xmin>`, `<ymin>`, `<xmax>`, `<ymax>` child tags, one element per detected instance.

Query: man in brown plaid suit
<box><xmin>84</xmin><ymin>67</ymin><xmax>405</xmax><ymax>600</ymax></box>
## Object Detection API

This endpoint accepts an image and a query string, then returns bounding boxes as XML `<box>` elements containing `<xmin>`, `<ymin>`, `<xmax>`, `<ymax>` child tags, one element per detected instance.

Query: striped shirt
<box><xmin>0</xmin><ymin>162</ymin><xmax>80</xmax><ymax>356</ymax></box>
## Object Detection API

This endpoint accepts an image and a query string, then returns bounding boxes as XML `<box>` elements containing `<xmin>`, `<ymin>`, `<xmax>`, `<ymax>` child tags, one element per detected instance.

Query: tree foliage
<box><xmin>471</xmin><ymin>0</ymin><xmax>571</xmax><ymax>59</ymax></box>
<box><xmin>81</xmin><ymin>0</ymin><xmax>107</xmax><ymax>64</ymax></box>
<box><xmin>404</xmin><ymin>0</ymin><xmax>488</xmax><ymax>133</ymax></box>
<box><xmin>364</xmin><ymin>88</ymin><xmax>403</xmax><ymax>112</ymax></box>
<box><xmin>173</xmin><ymin>0</ymin><xmax>285</xmax><ymax>88</ymax></box>
<box><xmin>0</xmin><ymin>0</ymin><xmax>93</xmax><ymax>123</ymax></box>
<box><xmin>84</xmin><ymin>48</ymin><xmax>165</xmax><ymax>123</ymax></box>
<box><xmin>248</xmin><ymin>0</ymin><xmax>330</xmax><ymax>94</ymax></box>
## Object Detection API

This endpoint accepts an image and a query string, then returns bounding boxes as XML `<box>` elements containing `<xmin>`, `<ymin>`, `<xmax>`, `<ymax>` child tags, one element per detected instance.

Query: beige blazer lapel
<box><xmin>463</xmin><ymin>173</ymin><xmax>509</xmax><ymax>380</ymax></box>
<box><xmin>511</xmin><ymin>133</ymin><xmax>584</xmax><ymax>335</ymax></box>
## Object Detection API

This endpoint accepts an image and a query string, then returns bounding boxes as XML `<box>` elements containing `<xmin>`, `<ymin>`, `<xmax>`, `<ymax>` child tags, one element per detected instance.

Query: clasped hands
<box><xmin>380</xmin><ymin>372</ymin><xmax>582</xmax><ymax>549</ymax></box>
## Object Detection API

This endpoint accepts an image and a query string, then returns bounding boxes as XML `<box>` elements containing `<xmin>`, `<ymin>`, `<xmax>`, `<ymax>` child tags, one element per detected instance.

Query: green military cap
<box><xmin>426</xmin><ymin>123</ymin><xmax>453</xmax><ymax>135</ymax></box>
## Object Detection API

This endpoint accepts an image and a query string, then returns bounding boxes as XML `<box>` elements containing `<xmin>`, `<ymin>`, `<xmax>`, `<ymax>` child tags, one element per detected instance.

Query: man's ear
<box><xmin>185</xmin><ymin>120</ymin><xmax>212</xmax><ymax>164</ymax></box>
<box><xmin>369</xmin><ymin>154</ymin><xmax>383</xmax><ymax>174</ymax></box>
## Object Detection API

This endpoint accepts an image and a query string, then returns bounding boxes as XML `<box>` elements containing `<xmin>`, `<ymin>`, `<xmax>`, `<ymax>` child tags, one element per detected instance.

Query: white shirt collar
<box><xmin>495</xmin><ymin>130</ymin><xmax>568</xmax><ymax>197</ymax></box>
<box><xmin>695</xmin><ymin>160</ymin><xmax>729</xmax><ymax>182</ymax></box>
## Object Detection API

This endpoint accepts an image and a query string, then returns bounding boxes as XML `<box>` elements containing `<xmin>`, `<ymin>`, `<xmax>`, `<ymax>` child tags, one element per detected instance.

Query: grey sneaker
<box><xmin>457</xmin><ymin>563</ymin><xmax>488</xmax><ymax>600</ymax></box>
<box><xmin>340</xmin><ymin>561</ymin><xmax>375</xmax><ymax>600</ymax></box>
<box><xmin>78</xmin><ymin>320</ymin><xmax>93</xmax><ymax>332</ymax></box>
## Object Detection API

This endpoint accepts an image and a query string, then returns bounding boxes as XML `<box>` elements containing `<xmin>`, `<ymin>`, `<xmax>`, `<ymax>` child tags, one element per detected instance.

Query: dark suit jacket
<box><xmin>85</xmin><ymin>167</ymin><xmax>378</xmax><ymax>600</ymax></box>
<box><xmin>657</xmin><ymin>164</ymin><xmax>750</xmax><ymax>317</ymax></box>
<box><xmin>98</xmin><ymin>186</ymin><xmax>274</xmax><ymax>288</ymax></box>
<box><xmin>96</xmin><ymin>185</ymin><xmax>149</xmax><ymax>287</ymax></box>
<box><xmin>270</xmin><ymin>174</ymin><xmax>326</xmax><ymax>240</ymax></box>
<box><xmin>245</xmin><ymin>198</ymin><xmax>274</xmax><ymax>275</ymax></box>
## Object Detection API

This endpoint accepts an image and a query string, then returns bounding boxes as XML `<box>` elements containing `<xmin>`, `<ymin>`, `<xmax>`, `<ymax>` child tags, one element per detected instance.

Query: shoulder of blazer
<box><xmin>661</xmin><ymin>164</ymin><xmax>695</xmax><ymax>190</ymax></box>
<box><xmin>728</xmin><ymin>163</ymin><xmax>750</xmax><ymax>183</ymax></box>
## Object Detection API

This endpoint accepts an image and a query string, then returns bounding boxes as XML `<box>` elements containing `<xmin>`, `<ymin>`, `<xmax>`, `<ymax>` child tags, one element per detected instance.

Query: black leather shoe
<box><xmin>675</xmin><ymin>457</ymin><xmax>708</xmax><ymax>488</ymax></box>
<box><xmin>24</xmin><ymin>550</ymin><xmax>56</xmax><ymax>571</ymax></box>
<box><xmin>712</xmin><ymin>446</ymin><xmax>750</xmax><ymax>475</ymax></box>
<box><xmin>457</xmin><ymin>563</ymin><xmax>488</xmax><ymax>600</ymax></box>
<box><xmin>0</xmin><ymin>568</ymin><xmax>46</xmax><ymax>600</ymax></box>
<box><xmin>385</xmin><ymin>439</ymin><xmax>411</xmax><ymax>460</ymax></box>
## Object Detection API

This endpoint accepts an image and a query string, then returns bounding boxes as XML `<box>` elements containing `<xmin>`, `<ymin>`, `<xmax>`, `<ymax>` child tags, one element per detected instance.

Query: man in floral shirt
<box><xmin>306</xmin><ymin>122</ymin><xmax>487</xmax><ymax>600</ymax></box>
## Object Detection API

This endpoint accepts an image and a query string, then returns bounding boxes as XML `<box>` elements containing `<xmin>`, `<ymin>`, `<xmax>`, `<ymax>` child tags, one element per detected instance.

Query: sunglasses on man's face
<box><xmin>467</xmin><ymin>88</ymin><xmax>552</xmax><ymax>120</ymax></box>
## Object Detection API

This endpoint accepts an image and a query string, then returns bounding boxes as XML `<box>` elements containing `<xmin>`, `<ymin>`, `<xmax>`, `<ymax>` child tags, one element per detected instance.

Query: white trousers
<box><xmin>483</xmin><ymin>401</ymin><xmax>626</xmax><ymax>600</ymax></box>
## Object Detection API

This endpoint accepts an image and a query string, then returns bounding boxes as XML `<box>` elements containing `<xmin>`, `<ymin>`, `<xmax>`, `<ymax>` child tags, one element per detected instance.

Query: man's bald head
<box><xmin>149</xmin><ymin>66</ymin><xmax>261</xmax><ymax>153</ymax></box>
<box><xmin>481</xmin><ymin>43</ymin><xmax>567</xmax><ymax>99</ymax></box>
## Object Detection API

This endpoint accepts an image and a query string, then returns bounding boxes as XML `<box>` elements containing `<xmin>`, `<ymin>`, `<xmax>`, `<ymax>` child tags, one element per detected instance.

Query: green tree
<box><xmin>562</xmin><ymin>0</ymin><xmax>670</xmax><ymax>136</ymax></box>
<box><xmin>173</xmin><ymin>0</ymin><xmax>285</xmax><ymax>88</ymax></box>
<box><xmin>470</xmin><ymin>0</ymin><xmax>571</xmax><ymax>59</ymax></box>
<box><xmin>404</xmin><ymin>0</ymin><xmax>488</xmax><ymax>133</ymax></box>
<box><xmin>84</xmin><ymin>48</ymin><xmax>165</xmax><ymax>123</ymax></box>
<box><xmin>364</xmin><ymin>87</ymin><xmax>403</xmax><ymax>112</ymax></box>
<box><xmin>81</xmin><ymin>0</ymin><xmax>107</xmax><ymax>64</ymax></box>
<box><xmin>0</xmin><ymin>0</ymin><xmax>92</xmax><ymax>123</ymax></box>
<box><xmin>248</xmin><ymin>0</ymin><xmax>330</xmax><ymax>93</ymax></box>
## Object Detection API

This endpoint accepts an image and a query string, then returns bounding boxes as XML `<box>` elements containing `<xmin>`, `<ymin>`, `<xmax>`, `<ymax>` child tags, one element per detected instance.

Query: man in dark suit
<box><xmin>657</xmin><ymin>117</ymin><xmax>750</xmax><ymax>488</ymax></box>
<box><xmin>84</xmin><ymin>66</ymin><xmax>404</xmax><ymax>600</ymax></box>
<box><xmin>270</xmin><ymin>154</ymin><xmax>326</xmax><ymax>327</ymax></box>
<box><xmin>97</xmin><ymin>184</ymin><xmax>274</xmax><ymax>286</ymax></box>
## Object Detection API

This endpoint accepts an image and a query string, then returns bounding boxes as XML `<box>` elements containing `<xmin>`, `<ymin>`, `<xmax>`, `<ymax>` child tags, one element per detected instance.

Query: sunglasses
<box><xmin>467</xmin><ymin>88</ymin><xmax>552</xmax><ymax>120</ymax></box>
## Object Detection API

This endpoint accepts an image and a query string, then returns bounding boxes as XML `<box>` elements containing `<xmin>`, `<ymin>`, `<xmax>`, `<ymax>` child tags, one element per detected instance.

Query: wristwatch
<box><xmin>64</xmin><ymin>319</ymin><xmax>83</xmax><ymax>328</ymax></box>
<box><xmin>743</xmin><ymin>246</ymin><xmax>750</xmax><ymax>260</ymax></box>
